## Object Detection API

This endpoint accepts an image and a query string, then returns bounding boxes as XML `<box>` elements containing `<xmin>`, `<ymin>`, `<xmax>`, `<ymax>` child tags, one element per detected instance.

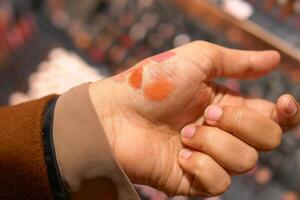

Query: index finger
<box><xmin>244</xmin><ymin>95</ymin><xmax>300</xmax><ymax>130</ymax></box>
<box><xmin>214</xmin><ymin>87</ymin><xmax>300</xmax><ymax>131</ymax></box>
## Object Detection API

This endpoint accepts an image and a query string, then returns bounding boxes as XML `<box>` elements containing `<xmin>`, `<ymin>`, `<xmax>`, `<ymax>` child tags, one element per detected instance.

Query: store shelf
<box><xmin>173</xmin><ymin>0</ymin><xmax>300</xmax><ymax>68</ymax></box>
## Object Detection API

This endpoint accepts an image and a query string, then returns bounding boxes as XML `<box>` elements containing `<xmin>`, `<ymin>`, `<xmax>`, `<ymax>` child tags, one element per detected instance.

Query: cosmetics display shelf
<box><xmin>172</xmin><ymin>0</ymin><xmax>300</xmax><ymax>70</ymax></box>
<box><xmin>1</xmin><ymin>1</ymin><xmax>300</xmax><ymax>199</ymax></box>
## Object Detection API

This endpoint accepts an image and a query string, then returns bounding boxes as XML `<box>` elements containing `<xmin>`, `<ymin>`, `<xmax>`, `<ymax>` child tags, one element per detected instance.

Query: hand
<box><xmin>89</xmin><ymin>41</ymin><xmax>300</xmax><ymax>196</ymax></box>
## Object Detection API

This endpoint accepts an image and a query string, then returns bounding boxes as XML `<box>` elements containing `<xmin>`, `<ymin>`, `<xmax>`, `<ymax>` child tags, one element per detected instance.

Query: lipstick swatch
<box><xmin>129</xmin><ymin>67</ymin><xmax>143</xmax><ymax>89</ymax></box>
<box><xmin>151</xmin><ymin>51</ymin><xmax>176</xmax><ymax>63</ymax></box>
<box><xmin>127</xmin><ymin>54</ymin><xmax>175</xmax><ymax>101</ymax></box>
<box><xmin>144</xmin><ymin>77</ymin><xmax>174</xmax><ymax>101</ymax></box>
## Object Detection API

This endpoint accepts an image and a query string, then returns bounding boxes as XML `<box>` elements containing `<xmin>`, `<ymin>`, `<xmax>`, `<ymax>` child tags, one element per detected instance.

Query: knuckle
<box><xmin>237</xmin><ymin>147</ymin><xmax>258</xmax><ymax>173</ymax></box>
<box><xmin>194</xmin><ymin>154</ymin><xmax>210</xmax><ymax>173</ymax></box>
<box><xmin>193</xmin><ymin>154</ymin><xmax>231</xmax><ymax>196</ymax></box>
<box><xmin>191</xmin><ymin>40</ymin><xmax>208</xmax><ymax>47</ymax></box>
<box><xmin>188</xmin><ymin>130</ymin><xmax>204</xmax><ymax>149</ymax></box>
<box><xmin>233</xmin><ymin>107</ymin><xmax>245</xmax><ymax>134</ymax></box>
<box><xmin>190</xmin><ymin>126</ymin><xmax>217</xmax><ymax>150</ymax></box>
<box><xmin>206</xmin><ymin>175</ymin><xmax>231</xmax><ymax>196</ymax></box>
<box><xmin>241</xmin><ymin>55</ymin><xmax>254</xmax><ymax>78</ymax></box>
<box><xmin>200</xmin><ymin>54</ymin><xmax>214</xmax><ymax>67</ymax></box>
<box><xmin>189</xmin><ymin>40</ymin><xmax>223</xmax><ymax>77</ymax></box>
<box><xmin>265</xmin><ymin>124</ymin><xmax>282</xmax><ymax>150</ymax></box>
<box><xmin>196</xmin><ymin>127</ymin><xmax>216</xmax><ymax>151</ymax></box>
<box><xmin>191</xmin><ymin>41</ymin><xmax>218</xmax><ymax>57</ymax></box>
<box><xmin>218</xmin><ymin>176</ymin><xmax>231</xmax><ymax>194</ymax></box>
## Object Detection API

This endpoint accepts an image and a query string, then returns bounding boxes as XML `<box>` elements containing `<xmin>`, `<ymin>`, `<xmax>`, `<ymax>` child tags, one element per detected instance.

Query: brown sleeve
<box><xmin>53</xmin><ymin>83</ymin><xmax>139</xmax><ymax>200</ymax></box>
<box><xmin>0</xmin><ymin>95</ymin><xmax>57</xmax><ymax>200</ymax></box>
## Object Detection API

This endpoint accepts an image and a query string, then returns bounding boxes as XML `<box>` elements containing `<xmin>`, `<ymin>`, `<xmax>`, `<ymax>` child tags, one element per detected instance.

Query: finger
<box><xmin>204</xmin><ymin>105</ymin><xmax>282</xmax><ymax>150</ymax></box>
<box><xmin>237</xmin><ymin>93</ymin><xmax>300</xmax><ymax>131</ymax></box>
<box><xmin>181</xmin><ymin>125</ymin><xmax>258</xmax><ymax>174</ymax></box>
<box><xmin>214</xmin><ymin>85</ymin><xmax>276</xmax><ymax>118</ymax></box>
<box><xmin>273</xmin><ymin>94</ymin><xmax>300</xmax><ymax>129</ymax></box>
<box><xmin>214</xmin><ymin>85</ymin><xmax>300</xmax><ymax>131</ymax></box>
<box><xmin>178</xmin><ymin>149</ymin><xmax>231</xmax><ymax>197</ymax></box>
<box><xmin>177</xmin><ymin>41</ymin><xmax>280</xmax><ymax>80</ymax></box>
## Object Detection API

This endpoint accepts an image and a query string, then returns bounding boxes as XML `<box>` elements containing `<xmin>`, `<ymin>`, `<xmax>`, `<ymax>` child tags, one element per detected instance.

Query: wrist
<box><xmin>53</xmin><ymin>83</ymin><xmax>120</xmax><ymax>195</ymax></box>
<box><xmin>88</xmin><ymin>79</ymin><xmax>124</xmax><ymax>160</ymax></box>
<box><xmin>88</xmin><ymin>80</ymin><xmax>140</xmax><ymax>198</ymax></box>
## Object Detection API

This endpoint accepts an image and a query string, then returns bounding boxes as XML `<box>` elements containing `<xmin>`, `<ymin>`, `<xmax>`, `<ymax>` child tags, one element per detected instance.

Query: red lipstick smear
<box><xmin>144</xmin><ymin>77</ymin><xmax>174</xmax><ymax>101</ymax></box>
<box><xmin>151</xmin><ymin>51</ymin><xmax>176</xmax><ymax>63</ymax></box>
<box><xmin>128</xmin><ymin>59</ymin><xmax>150</xmax><ymax>89</ymax></box>
<box><xmin>129</xmin><ymin>66</ymin><xmax>143</xmax><ymax>89</ymax></box>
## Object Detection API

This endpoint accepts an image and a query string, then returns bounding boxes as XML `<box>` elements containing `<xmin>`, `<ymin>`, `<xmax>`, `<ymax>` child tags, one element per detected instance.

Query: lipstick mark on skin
<box><xmin>151</xmin><ymin>51</ymin><xmax>176</xmax><ymax>63</ymax></box>
<box><xmin>144</xmin><ymin>76</ymin><xmax>175</xmax><ymax>101</ymax></box>
<box><xmin>129</xmin><ymin>66</ymin><xmax>143</xmax><ymax>89</ymax></box>
<box><xmin>127</xmin><ymin>56</ymin><xmax>175</xmax><ymax>101</ymax></box>
<box><xmin>127</xmin><ymin>59</ymin><xmax>150</xmax><ymax>89</ymax></box>
<box><xmin>112</xmin><ymin>73</ymin><xmax>126</xmax><ymax>83</ymax></box>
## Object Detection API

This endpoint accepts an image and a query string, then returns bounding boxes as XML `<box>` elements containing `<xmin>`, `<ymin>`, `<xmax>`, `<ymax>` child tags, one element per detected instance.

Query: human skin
<box><xmin>86</xmin><ymin>41</ymin><xmax>300</xmax><ymax>197</ymax></box>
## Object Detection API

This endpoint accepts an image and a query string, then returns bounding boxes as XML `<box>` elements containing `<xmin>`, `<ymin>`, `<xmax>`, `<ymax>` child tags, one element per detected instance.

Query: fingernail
<box><xmin>205</xmin><ymin>105</ymin><xmax>223</xmax><ymax>122</ymax></box>
<box><xmin>181</xmin><ymin>126</ymin><xmax>196</xmax><ymax>139</ymax></box>
<box><xmin>179</xmin><ymin>149</ymin><xmax>192</xmax><ymax>159</ymax></box>
<box><xmin>285</xmin><ymin>98</ymin><xmax>297</xmax><ymax>116</ymax></box>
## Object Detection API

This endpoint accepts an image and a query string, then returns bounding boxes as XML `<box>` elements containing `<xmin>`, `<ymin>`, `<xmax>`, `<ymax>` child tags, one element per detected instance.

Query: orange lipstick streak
<box><xmin>129</xmin><ymin>67</ymin><xmax>143</xmax><ymax>89</ymax></box>
<box><xmin>144</xmin><ymin>77</ymin><xmax>175</xmax><ymax>101</ymax></box>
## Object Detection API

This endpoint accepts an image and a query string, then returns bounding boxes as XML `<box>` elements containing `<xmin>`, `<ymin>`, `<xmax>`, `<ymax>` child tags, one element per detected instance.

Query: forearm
<box><xmin>0</xmin><ymin>96</ymin><xmax>56</xmax><ymax>199</ymax></box>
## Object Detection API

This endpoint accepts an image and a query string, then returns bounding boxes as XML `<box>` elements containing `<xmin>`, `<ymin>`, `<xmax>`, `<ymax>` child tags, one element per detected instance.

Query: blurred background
<box><xmin>1</xmin><ymin>0</ymin><xmax>300</xmax><ymax>199</ymax></box>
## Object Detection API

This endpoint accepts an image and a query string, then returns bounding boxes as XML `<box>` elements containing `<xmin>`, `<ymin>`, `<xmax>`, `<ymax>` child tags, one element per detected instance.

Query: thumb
<box><xmin>176</xmin><ymin>41</ymin><xmax>281</xmax><ymax>80</ymax></box>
